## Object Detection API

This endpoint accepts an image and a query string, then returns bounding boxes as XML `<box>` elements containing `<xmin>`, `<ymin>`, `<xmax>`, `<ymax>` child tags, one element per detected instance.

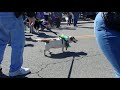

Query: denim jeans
<box><xmin>0</xmin><ymin>12</ymin><xmax>25</xmax><ymax>72</ymax></box>
<box><xmin>94</xmin><ymin>12</ymin><xmax>120</xmax><ymax>78</ymax></box>
<box><xmin>73</xmin><ymin>13</ymin><xmax>79</xmax><ymax>26</ymax></box>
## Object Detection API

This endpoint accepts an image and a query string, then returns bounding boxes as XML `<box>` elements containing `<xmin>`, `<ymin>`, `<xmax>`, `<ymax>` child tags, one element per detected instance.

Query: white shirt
<box><xmin>44</xmin><ymin>12</ymin><xmax>49</xmax><ymax>15</ymax></box>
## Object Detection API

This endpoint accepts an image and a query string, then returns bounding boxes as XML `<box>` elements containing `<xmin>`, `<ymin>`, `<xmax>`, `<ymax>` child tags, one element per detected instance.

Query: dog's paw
<box><xmin>49</xmin><ymin>52</ymin><xmax>52</xmax><ymax>54</ymax></box>
<box><xmin>44</xmin><ymin>54</ymin><xmax>47</xmax><ymax>56</ymax></box>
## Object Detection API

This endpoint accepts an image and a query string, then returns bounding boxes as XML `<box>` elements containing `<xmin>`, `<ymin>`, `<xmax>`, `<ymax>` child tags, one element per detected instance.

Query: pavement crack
<box><xmin>30</xmin><ymin>53</ymin><xmax>102</xmax><ymax>77</ymax></box>
<box><xmin>37</xmin><ymin>73</ymin><xmax>43</xmax><ymax>78</ymax></box>
<box><xmin>30</xmin><ymin>60</ymin><xmax>71</xmax><ymax>78</ymax></box>
<box><xmin>39</xmin><ymin>60</ymin><xmax>71</xmax><ymax>72</ymax></box>
<box><xmin>31</xmin><ymin>70</ymin><xmax>44</xmax><ymax>78</ymax></box>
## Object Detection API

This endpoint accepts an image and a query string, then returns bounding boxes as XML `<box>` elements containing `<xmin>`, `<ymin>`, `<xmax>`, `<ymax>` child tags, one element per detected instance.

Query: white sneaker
<box><xmin>9</xmin><ymin>67</ymin><xmax>31</xmax><ymax>77</ymax></box>
<box><xmin>0</xmin><ymin>65</ymin><xmax>2</xmax><ymax>71</ymax></box>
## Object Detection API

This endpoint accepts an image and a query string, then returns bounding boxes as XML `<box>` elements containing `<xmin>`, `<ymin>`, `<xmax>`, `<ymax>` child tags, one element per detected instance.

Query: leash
<box><xmin>40</xmin><ymin>23</ymin><xmax>58</xmax><ymax>35</ymax></box>
<box><xmin>36</xmin><ymin>19</ymin><xmax>59</xmax><ymax>35</ymax></box>
<box><xmin>68</xmin><ymin>56</ymin><xmax>75</xmax><ymax>78</ymax></box>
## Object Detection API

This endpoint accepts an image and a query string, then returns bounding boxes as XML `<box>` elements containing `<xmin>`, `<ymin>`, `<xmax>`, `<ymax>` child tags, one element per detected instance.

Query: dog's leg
<box><xmin>48</xmin><ymin>50</ymin><xmax>52</xmax><ymax>54</ymax></box>
<box><xmin>44</xmin><ymin>44</ymin><xmax>51</xmax><ymax>56</ymax></box>
<box><xmin>44</xmin><ymin>50</ymin><xmax>46</xmax><ymax>56</ymax></box>
<box><xmin>62</xmin><ymin>47</ymin><xmax>64</xmax><ymax>53</ymax></box>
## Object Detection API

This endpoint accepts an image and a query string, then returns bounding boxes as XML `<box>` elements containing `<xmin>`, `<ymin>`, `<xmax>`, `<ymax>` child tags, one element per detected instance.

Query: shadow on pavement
<box><xmin>24</xmin><ymin>44</ymin><xmax>34</xmax><ymax>47</ymax></box>
<box><xmin>25</xmin><ymin>34</ymin><xmax>33</xmax><ymax>36</ymax></box>
<box><xmin>58</xmin><ymin>26</ymin><xmax>76</xmax><ymax>30</ymax></box>
<box><xmin>80</xmin><ymin>26</ymin><xmax>94</xmax><ymax>29</ymax></box>
<box><xmin>79</xmin><ymin>21</ymin><xmax>94</xmax><ymax>24</ymax></box>
<box><xmin>0</xmin><ymin>71</ymin><xmax>9</xmax><ymax>78</ymax></box>
<box><xmin>25</xmin><ymin>37</ymin><xmax>38</xmax><ymax>42</ymax></box>
<box><xmin>46</xmin><ymin>51</ymin><xmax>87</xmax><ymax>59</ymax></box>
<box><xmin>37</xmin><ymin>33</ymin><xmax>57</xmax><ymax>38</ymax></box>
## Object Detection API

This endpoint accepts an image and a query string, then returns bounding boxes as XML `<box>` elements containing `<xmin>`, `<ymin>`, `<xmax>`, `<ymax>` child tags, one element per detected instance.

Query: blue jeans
<box><xmin>73</xmin><ymin>13</ymin><xmax>79</xmax><ymax>26</ymax></box>
<box><xmin>94</xmin><ymin>12</ymin><xmax>120</xmax><ymax>78</ymax></box>
<box><xmin>0</xmin><ymin>12</ymin><xmax>25</xmax><ymax>72</ymax></box>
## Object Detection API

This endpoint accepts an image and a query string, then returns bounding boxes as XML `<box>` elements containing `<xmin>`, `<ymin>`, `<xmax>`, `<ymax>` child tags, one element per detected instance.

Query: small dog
<box><xmin>36</xmin><ymin>36</ymin><xmax>78</xmax><ymax>56</ymax></box>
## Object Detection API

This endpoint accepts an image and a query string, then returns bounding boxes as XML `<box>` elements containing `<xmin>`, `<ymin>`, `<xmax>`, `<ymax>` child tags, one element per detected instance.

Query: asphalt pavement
<box><xmin>0</xmin><ymin>20</ymin><xmax>114</xmax><ymax>78</ymax></box>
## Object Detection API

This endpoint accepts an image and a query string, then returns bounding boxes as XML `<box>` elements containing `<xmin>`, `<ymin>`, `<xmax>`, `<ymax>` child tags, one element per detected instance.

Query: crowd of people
<box><xmin>27</xmin><ymin>12</ymin><xmax>81</xmax><ymax>32</ymax></box>
<box><xmin>23</xmin><ymin>12</ymin><xmax>83</xmax><ymax>35</ymax></box>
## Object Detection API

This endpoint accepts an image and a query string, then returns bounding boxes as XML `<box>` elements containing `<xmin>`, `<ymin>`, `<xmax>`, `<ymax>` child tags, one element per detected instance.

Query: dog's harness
<box><xmin>59</xmin><ymin>35</ymin><xmax>70</xmax><ymax>50</ymax></box>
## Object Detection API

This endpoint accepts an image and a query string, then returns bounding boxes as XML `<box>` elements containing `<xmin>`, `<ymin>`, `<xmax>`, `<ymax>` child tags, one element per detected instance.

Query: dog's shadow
<box><xmin>45</xmin><ymin>51</ymin><xmax>87</xmax><ymax>59</ymax></box>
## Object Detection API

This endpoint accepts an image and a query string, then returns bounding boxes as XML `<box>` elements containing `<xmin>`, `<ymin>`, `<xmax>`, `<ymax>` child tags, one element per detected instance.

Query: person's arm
<box><xmin>26</xmin><ymin>12</ymin><xmax>36</xmax><ymax>26</ymax></box>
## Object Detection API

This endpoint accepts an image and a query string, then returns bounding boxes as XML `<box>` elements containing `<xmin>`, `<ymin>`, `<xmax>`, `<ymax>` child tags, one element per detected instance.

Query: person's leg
<box><xmin>69</xmin><ymin>16</ymin><xmax>72</xmax><ymax>25</ymax></box>
<box><xmin>56</xmin><ymin>18</ymin><xmax>60</xmax><ymax>28</ymax></box>
<box><xmin>74</xmin><ymin>17</ymin><xmax>77</xmax><ymax>26</ymax></box>
<box><xmin>0</xmin><ymin>22</ymin><xmax>9</xmax><ymax>65</ymax></box>
<box><xmin>0</xmin><ymin>39</ymin><xmax>7</xmax><ymax>65</ymax></box>
<box><xmin>1</xmin><ymin>16</ymin><xmax>25</xmax><ymax>73</ymax></box>
<box><xmin>94</xmin><ymin>12</ymin><xmax>120</xmax><ymax>78</ymax></box>
<box><xmin>75</xmin><ymin>14</ymin><xmax>79</xmax><ymax>26</ymax></box>
<box><xmin>68</xmin><ymin>16</ymin><xmax>71</xmax><ymax>25</ymax></box>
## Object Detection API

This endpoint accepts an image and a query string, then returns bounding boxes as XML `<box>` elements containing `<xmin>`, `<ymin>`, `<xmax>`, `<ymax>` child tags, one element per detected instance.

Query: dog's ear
<box><xmin>70</xmin><ymin>36</ymin><xmax>75</xmax><ymax>40</ymax></box>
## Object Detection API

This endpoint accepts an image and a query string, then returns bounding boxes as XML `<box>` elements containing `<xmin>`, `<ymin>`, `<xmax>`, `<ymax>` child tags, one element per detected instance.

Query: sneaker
<box><xmin>9</xmin><ymin>67</ymin><xmax>31</xmax><ymax>77</ymax></box>
<box><xmin>0</xmin><ymin>65</ymin><xmax>2</xmax><ymax>71</ymax></box>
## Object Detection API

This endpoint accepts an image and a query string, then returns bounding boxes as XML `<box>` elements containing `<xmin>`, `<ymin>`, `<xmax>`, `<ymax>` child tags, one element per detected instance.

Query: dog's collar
<box><xmin>59</xmin><ymin>35</ymin><xmax>71</xmax><ymax>50</ymax></box>
<box><xmin>59</xmin><ymin>35</ymin><xmax>68</xmax><ymax>40</ymax></box>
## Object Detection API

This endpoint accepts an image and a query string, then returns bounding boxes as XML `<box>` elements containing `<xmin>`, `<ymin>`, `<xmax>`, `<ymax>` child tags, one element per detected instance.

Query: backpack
<box><xmin>102</xmin><ymin>12</ymin><xmax>120</xmax><ymax>31</ymax></box>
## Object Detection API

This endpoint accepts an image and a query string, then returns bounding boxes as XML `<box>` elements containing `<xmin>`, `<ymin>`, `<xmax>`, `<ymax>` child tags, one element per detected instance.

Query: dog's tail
<box><xmin>35</xmin><ymin>38</ymin><xmax>50</xmax><ymax>43</ymax></box>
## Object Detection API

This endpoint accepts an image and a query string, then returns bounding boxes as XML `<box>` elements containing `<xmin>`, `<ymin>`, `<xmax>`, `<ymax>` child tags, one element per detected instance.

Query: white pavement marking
<box><xmin>74</xmin><ymin>35</ymin><xmax>95</xmax><ymax>39</ymax></box>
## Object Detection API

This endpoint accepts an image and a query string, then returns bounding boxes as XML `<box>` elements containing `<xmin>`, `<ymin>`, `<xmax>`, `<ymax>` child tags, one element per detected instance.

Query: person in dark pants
<box><xmin>72</xmin><ymin>12</ymin><xmax>80</xmax><ymax>27</ymax></box>
<box><xmin>67</xmin><ymin>12</ymin><xmax>72</xmax><ymax>25</ymax></box>
<box><xmin>0</xmin><ymin>12</ymin><xmax>35</xmax><ymax>77</ymax></box>
<box><xmin>54</xmin><ymin>12</ymin><xmax>62</xmax><ymax>28</ymax></box>
<box><xmin>94</xmin><ymin>12</ymin><xmax>120</xmax><ymax>78</ymax></box>
<box><xmin>44</xmin><ymin>12</ymin><xmax>49</xmax><ymax>21</ymax></box>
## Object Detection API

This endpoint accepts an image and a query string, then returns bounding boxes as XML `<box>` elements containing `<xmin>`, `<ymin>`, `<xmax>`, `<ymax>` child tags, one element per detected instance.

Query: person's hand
<box><xmin>28</xmin><ymin>17</ymin><xmax>36</xmax><ymax>26</ymax></box>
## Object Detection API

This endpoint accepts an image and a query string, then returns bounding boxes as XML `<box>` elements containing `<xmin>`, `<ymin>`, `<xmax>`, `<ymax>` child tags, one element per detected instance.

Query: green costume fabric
<box><xmin>59</xmin><ymin>35</ymin><xmax>71</xmax><ymax>49</ymax></box>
